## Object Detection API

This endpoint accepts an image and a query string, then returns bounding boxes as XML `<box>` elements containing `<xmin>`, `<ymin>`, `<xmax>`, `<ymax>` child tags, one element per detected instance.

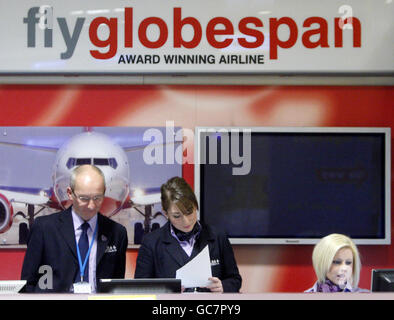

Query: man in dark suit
<box><xmin>134</xmin><ymin>177</ymin><xmax>242</xmax><ymax>293</ymax></box>
<box><xmin>21</xmin><ymin>165</ymin><xmax>128</xmax><ymax>293</ymax></box>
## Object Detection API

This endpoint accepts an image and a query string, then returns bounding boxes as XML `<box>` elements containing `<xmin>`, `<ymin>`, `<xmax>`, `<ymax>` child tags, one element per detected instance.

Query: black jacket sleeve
<box><xmin>218</xmin><ymin>234</ymin><xmax>242</xmax><ymax>293</ymax></box>
<box><xmin>134</xmin><ymin>238</ymin><xmax>155</xmax><ymax>278</ymax></box>
<box><xmin>21</xmin><ymin>218</ymin><xmax>45</xmax><ymax>292</ymax></box>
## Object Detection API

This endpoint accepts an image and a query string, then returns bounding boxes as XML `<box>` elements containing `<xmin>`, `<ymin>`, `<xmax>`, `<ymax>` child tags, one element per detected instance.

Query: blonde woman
<box><xmin>305</xmin><ymin>233</ymin><xmax>368</xmax><ymax>292</ymax></box>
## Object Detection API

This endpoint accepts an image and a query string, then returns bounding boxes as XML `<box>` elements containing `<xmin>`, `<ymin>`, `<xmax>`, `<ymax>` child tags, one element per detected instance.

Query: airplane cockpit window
<box><xmin>66</xmin><ymin>157</ymin><xmax>118</xmax><ymax>169</ymax></box>
<box><xmin>66</xmin><ymin>158</ymin><xmax>76</xmax><ymax>169</ymax></box>
<box><xmin>76</xmin><ymin>158</ymin><xmax>91</xmax><ymax>166</ymax></box>
<box><xmin>93</xmin><ymin>158</ymin><xmax>118</xmax><ymax>169</ymax></box>
<box><xmin>108</xmin><ymin>158</ymin><xmax>118</xmax><ymax>169</ymax></box>
<box><xmin>93</xmin><ymin>158</ymin><xmax>109</xmax><ymax>166</ymax></box>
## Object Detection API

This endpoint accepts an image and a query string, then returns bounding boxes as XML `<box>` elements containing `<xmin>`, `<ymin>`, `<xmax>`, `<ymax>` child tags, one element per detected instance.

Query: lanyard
<box><xmin>76</xmin><ymin>222</ymin><xmax>98</xmax><ymax>283</ymax></box>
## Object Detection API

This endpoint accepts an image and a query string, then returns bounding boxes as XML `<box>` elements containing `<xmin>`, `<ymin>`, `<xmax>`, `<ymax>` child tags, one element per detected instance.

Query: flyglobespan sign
<box><xmin>1</xmin><ymin>0</ymin><xmax>392</xmax><ymax>73</ymax></box>
<box><xmin>23</xmin><ymin>6</ymin><xmax>361</xmax><ymax>61</ymax></box>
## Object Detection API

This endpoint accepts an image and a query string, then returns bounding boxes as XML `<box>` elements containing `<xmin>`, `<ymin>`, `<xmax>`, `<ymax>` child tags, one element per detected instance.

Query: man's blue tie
<box><xmin>78</xmin><ymin>222</ymin><xmax>90</xmax><ymax>282</ymax></box>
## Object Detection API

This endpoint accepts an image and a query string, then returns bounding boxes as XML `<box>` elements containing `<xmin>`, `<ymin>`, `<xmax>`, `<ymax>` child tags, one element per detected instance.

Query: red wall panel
<box><xmin>0</xmin><ymin>84</ymin><xmax>392</xmax><ymax>292</ymax></box>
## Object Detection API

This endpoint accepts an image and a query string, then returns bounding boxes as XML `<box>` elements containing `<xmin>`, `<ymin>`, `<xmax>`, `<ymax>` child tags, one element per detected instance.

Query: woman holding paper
<box><xmin>134</xmin><ymin>177</ymin><xmax>242</xmax><ymax>293</ymax></box>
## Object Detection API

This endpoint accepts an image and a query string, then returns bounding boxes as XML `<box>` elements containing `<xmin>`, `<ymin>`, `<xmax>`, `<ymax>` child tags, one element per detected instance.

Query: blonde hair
<box><xmin>312</xmin><ymin>233</ymin><xmax>361</xmax><ymax>288</ymax></box>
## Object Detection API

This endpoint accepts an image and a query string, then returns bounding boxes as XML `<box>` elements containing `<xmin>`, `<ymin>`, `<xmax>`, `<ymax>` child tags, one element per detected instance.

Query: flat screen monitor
<box><xmin>195</xmin><ymin>127</ymin><xmax>391</xmax><ymax>245</ymax></box>
<box><xmin>371</xmin><ymin>269</ymin><xmax>394</xmax><ymax>292</ymax></box>
<box><xmin>97</xmin><ymin>279</ymin><xmax>181</xmax><ymax>294</ymax></box>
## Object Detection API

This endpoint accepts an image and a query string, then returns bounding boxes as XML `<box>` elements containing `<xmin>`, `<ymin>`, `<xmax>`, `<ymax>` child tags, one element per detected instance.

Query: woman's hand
<box><xmin>206</xmin><ymin>277</ymin><xmax>223</xmax><ymax>293</ymax></box>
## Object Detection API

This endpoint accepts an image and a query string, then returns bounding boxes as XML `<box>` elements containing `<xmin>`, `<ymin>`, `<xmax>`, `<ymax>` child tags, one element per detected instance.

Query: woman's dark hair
<box><xmin>161</xmin><ymin>177</ymin><xmax>199</xmax><ymax>215</ymax></box>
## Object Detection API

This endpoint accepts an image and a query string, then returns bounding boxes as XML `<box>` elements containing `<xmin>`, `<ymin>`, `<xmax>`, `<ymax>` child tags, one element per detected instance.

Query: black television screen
<box><xmin>195</xmin><ymin>127</ymin><xmax>391</xmax><ymax>245</ymax></box>
<box><xmin>371</xmin><ymin>269</ymin><xmax>394</xmax><ymax>292</ymax></box>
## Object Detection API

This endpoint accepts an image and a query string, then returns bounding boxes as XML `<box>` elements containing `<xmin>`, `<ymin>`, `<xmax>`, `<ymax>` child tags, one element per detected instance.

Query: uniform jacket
<box><xmin>21</xmin><ymin>207</ymin><xmax>128</xmax><ymax>292</ymax></box>
<box><xmin>134</xmin><ymin>222</ymin><xmax>242</xmax><ymax>292</ymax></box>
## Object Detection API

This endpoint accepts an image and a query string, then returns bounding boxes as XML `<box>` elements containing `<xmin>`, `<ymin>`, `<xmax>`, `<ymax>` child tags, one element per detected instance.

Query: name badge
<box><xmin>73</xmin><ymin>282</ymin><xmax>92</xmax><ymax>294</ymax></box>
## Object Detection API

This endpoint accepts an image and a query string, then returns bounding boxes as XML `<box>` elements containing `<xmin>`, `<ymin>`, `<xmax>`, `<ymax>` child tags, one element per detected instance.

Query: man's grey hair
<box><xmin>69</xmin><ymin>164</ymin><xmax>106</xmax><ymax>192</ymax></box>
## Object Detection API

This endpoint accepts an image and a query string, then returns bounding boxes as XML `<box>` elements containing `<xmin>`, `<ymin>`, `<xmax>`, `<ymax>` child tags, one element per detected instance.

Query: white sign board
<box><xmin>0</xmin><ymin>0</ymin><xmax>393</xmax><ymax>74</ymax></box>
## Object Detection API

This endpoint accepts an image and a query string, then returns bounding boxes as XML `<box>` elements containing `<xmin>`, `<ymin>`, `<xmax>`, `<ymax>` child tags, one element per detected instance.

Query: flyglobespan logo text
<box><xmin>23</xmin><ymin>6</ymin><xmax>361</xmax><ymax>60</ymax></box>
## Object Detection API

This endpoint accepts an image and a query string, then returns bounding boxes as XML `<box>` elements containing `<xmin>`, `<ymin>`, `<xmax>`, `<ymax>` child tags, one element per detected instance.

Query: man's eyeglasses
<box><xmin>71</xmin><ymin>189</ymin><xmax>105</xmax><ymax>203</ymax></box>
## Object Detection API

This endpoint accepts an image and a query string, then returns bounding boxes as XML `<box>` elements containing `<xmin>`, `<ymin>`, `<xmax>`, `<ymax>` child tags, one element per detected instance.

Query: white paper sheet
<box><xmin>176</xmin><ymin>245</ymin><xmax>212</xmax><ymax>288</ymax></box>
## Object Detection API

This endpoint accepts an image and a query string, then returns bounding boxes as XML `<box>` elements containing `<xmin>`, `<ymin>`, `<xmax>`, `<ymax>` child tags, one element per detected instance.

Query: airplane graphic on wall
<box><xmin>0</xmin><ymin>127</ymin><xmax>182</xmax><ymax>246</ymax></box>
